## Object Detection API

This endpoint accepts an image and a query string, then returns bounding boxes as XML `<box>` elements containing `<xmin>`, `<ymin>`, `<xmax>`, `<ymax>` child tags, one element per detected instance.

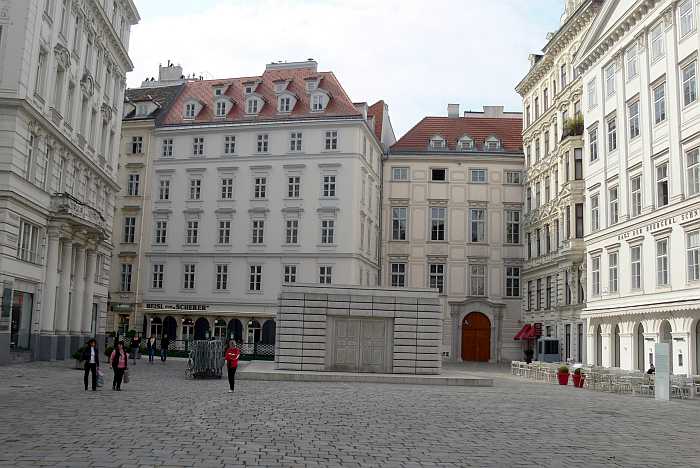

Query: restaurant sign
<box><xmin>144</xmin><ymin>303</ymin><xmax>209</xmax><ymax>311</ymax></box>
<box><xmin>617</xmin><ymin>207</ymin><xmax>700</xmax><ymax>241</ymax></box>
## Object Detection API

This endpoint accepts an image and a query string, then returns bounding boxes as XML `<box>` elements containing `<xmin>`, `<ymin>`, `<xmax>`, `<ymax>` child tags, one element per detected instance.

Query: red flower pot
<box><xmin>557</xmin><ymin>372</ymin><xmax>570</xmax><ymax>385</ymax></box>
<box><xmin>572</xmin><ymin>373</ymin><xmax>585</xmax><ymax>388</ymax></box>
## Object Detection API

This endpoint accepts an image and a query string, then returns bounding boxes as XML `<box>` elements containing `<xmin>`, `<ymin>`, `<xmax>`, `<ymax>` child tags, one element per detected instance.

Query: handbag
<box><xmin>96</xmin><ymin>368</ymin><xmax>104</xmax><ymax>387</ymax></box>
<box><xmin>123</xmin><ymin>369</ymin><xmax>130</xmax><ymax>384</ymax></box>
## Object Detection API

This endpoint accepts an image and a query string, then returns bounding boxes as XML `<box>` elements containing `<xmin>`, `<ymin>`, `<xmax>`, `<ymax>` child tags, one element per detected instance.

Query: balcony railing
<box><xmin>51</xmin><ymin>192</ymin><xmax>106</xmax><ymax>230</ymax></box>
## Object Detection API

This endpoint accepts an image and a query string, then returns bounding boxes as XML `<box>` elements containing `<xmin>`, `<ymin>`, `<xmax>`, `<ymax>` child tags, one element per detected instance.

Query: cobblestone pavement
<box><xmin>0</xmin><ymin>359</ymin><xmax>699</xmax><ymax>467</ymax></box>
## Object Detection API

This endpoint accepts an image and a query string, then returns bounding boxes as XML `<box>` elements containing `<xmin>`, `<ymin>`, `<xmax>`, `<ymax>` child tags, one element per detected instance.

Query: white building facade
<box><xmin>130</xmin><ymin>61</ymin><xmax>394</xmax><ymax>347</ymax></box>
<box><xmin>0</xmin><ymin>0</ymin><xmax>138</xmax><ymax>363</ymax></box>
<box><xmin>383</xmin><ymin>105</ymin><xmax>525</xmax><ymax>363</ymax></box>
<box><xmin>576</xmin><ymin>0</ymin><xmax>700</xmax><ymax>374</ymax></box>
<box><xmin>516</xmin><ymin>0</ymin><xmax>601</xmax><ymax>363</ymax></box>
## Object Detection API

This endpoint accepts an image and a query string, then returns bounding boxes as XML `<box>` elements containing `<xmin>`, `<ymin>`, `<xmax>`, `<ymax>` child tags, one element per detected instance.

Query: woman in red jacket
<box><xmin>224</xmin><ymin>340</ymin><xmax>241</xmax><ymax>393</ymax></box>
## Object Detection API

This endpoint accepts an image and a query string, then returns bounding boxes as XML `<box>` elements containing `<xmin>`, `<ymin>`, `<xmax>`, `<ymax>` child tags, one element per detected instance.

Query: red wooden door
<box><xmin>461</xmin><ymin>312</ymin><xmax>491</xmax><ymax>362</ymax></box>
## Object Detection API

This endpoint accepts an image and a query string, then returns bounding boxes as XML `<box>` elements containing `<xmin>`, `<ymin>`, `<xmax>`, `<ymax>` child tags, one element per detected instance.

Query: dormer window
<box><xmin>429</xmin><ymin>136</ymin><xmax>447</xmax><ymax>150</ymax></box>
<box><xmin>306</xmin><ymin>80</ymin><xmax>318</xmax><ymax>92</ymax></box>
<box><xmin>214</xmin><ymin>88</ymin><xmax>223</xmax><ymax>96</ymax></box>
<box><xmin>312</xmin><ymin>95</ymin><xmax>323</xmax><ymax>111</ymax></box>
<box><xmin>485</xmin><ymin>136</ymin><xmax>502</xmax><ymax>151</ymax></box>
<box><xmin>458</xmin><ymin>136</ymin><xmax>474</xmax><ymax>151</ymax></box>
<box><xmin>245</xmin><ymin>86</ymin><xmax>253</xmax><ymax>94</ymax></box>
<box><xmin>185</xmin><ymin>103</ymin><xmax>196</xmax><ymax>119</ymax></box>
<box><xmin>246</xmin><ymin>97</ymin><xmax>259</xmax><ymax>114</ymax></box>
<box><xmin>136</xmin><ymin>103</ymin><xmax>148</xmax><ymax>116</ymax></box>
<box><xmin>279</xmin><ymin>96</ymin><xmax>291</xmax><ymax>113</ymax></box>
<box><xmin>215</xmin><ymin>101</ymin><xmax>227</xmax><ymax>117</ymax></box>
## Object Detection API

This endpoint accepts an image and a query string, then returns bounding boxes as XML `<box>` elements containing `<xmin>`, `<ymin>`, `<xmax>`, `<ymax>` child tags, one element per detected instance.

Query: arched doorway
<box><xmin>247</xmin><ymin>320</ymin><xmax>262</xmax><ymax>343</ymax></box>
<box><xmin>150</xmin><ymin>316</ymin><xmax>162</xmax><ymax>337</ymax></box>
<box><xmin>595</xmin><ymin>325</ymin><xmax>602</xmax><ymax>366</ymax></box>
<box><xmin>182</xmin><ymin>318</ymin><xmax>194</xmax><ymax>341</ymax></box>
<box><xmin>163</xmin><ymin>316</ymin><xmax>177</xmax><ymax>340</ymax></box>
<box><xmin>213</xmin><ymin>319</ymin><xmax>227</xmax><ymax>339</ymax></box>
<box><xmin>636</xmin><ymin>323</ymin><xmax>645</xmax><ymax>371</ymax></box>
<box><xmin>194</xmin><ymin>317</ymin><xmax>210</xmax><ymax>340</ymax></box>
<box><xmin>228</xmin><ymin>319</ymin><xmax>243</xmax><ymax>342</ymax></box>
<box><xmin>613</xmin><ymin>324</ymin><xmax>620</xmax><ymax>367</ymax></box>
<box><xmin>660</xmin><ymin>320</ymin><xmax>673</xmax><ymax>373</ymax></box>
<box><xmin>461</xmin><ymin>312</ymin><xmax>490</xmax><ymax>362</ymax></box>
<box><xmin>262</xmin><ymin>320</ymin><xmax>276</xmax><ymax>345</ymax></box>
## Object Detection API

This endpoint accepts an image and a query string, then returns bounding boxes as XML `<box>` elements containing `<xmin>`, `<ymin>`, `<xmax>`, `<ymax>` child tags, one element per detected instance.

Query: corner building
<box><xmin>383</xmin><ymin>105</ymin><xmax>524</xmax><ymax>362</ymax></box>
<box><xmin>516</xmin><ymin>0</ymin><xmax>601</xmax><ymax>363</ymax></box>
<box><xmin>576</xmin><ymin>0</ymin><xmax>700</xmax><ymax>374</ymax></box>
<box><xmin>0</xmin><ymin>0</ymin><xmax>138</xmax><ymax>363</ymax></box>
<box><xmin>130</xmin><ymin>61</ymin><xmax>394</xmax><ymax>346</ymax></box>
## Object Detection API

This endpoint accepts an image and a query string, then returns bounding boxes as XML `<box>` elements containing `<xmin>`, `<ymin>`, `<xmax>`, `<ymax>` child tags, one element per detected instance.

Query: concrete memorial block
<box><xmin>655</xmin><ymin>342</ymin><xmax>671</xmax><ymax>401</ymax></box>
<box><xmin>276</xmin><ymin>284</ymin><xmax>442</xmax><ymax>375</ymax></box>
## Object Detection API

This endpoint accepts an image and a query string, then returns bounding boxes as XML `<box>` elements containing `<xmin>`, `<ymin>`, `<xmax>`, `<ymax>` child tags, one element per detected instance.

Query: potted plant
<box><xmin>572</xmin><ymin>368</ymin><xmax>585</xmax><ymax>388</ymax></box>
<box><xmin>72</xmin><ymin>346</ymin><xmax>86</xmax><ymax>370</ymax></box>
<box><xmin>557</xmin><ymin>365</ymin><xmax>570</xmax><ymax>385</ymax></box>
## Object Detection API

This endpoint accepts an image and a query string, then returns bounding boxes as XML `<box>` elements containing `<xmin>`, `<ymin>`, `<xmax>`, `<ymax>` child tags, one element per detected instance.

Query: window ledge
<box><xmin>247</xmin><ymin>243</ymin><xmax>267</xmax><ymax>248</ymax></box>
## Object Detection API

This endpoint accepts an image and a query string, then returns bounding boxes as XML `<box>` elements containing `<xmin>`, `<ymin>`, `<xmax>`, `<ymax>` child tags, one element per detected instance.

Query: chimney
<box><xmin>483</xmin><ymin>106</ymin><xmax>505</xmax><ymax>118</ymax></box>
<box><xmin>447</xmin><ymin>103</ymin><xmax>460</xmax><ymax>118</ymax></box>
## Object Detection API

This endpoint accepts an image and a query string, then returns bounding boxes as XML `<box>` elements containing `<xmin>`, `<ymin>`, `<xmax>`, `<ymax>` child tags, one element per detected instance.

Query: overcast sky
<box><xmin>128</xmin><ymin>0</ymin><xmax>563</xmax><ymax>137</ymax></box>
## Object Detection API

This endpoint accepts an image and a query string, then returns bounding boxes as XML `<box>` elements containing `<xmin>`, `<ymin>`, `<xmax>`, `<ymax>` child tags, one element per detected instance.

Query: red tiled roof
<box><xmin>160</xmin><ymin>67</ymin><xmax>361</xmax><ymax>126</ymax></box>
<box><xmin>367</xmin><ymin>100</ymin><xmax>385</xmax><ymax>141</ymax></box>
<box><xmin>391</xmin><ymin>116</ymin><xmax>523</xmax><ymax>153</ymax></box>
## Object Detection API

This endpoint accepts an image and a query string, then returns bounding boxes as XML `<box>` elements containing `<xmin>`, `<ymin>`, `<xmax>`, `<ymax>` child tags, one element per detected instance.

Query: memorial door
<box><xmin>461</xmin><ymin>312</ymin><xmax>491</xmax><ymax>362</ymax></box>
<box><xmin>331</xmin><ymin>317</ymin><xmax>391</xmax><ymax>373</ymax></box>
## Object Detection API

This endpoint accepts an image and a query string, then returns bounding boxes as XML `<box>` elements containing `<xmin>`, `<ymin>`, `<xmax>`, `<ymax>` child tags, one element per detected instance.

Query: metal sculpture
<box><xmin>185</xmin><ymin>340</ymin><xmax>225</xmax><ymax>379</ymax></box>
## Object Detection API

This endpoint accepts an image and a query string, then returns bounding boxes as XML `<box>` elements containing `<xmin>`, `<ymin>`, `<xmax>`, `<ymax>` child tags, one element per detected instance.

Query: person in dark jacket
<box><xmin>130</xmin><ymin>335</ymin><xmax>141</xmax><ymax>364</ymax></box>
<box><xmin>146</xmin><ymin>335</ymin><xmax>157</xmax><ymax>363</ymax></box>
<box><xmin>110</xmin><ymin>341</ymin><xmax>129</xmax><ymax>391</ymax></box>
<box><xmin>81</xmin><ymin>339</ymin><xmax>100</xmax><ymax>391</ymax></box>
<box><xmin>160</xmin><ymin>334</ymin><xmax>170</xmax><ymax>362</ymax></box>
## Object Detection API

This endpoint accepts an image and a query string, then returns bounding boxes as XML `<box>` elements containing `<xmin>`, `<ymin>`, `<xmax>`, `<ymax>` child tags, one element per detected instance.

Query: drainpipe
<box><xmin>133</xmin><ymin>122</ymin><xmax>153</xmax><ymax>335</ymax></box>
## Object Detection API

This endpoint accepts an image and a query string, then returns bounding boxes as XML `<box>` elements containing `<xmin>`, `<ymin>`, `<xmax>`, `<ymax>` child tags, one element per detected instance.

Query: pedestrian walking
<box><xmin>147</xmin><ymin>335</ymin><xmax>157</xmax><ymax>363</ymax></box>
<box><xmin>110</xmin><ymin>341</ymin><xmax>129</xmax><ymax>391</ymax></box>
<box><xmin>160</xmin><ymin>334</ymin><xmax>170</xmax><ymax>362</ymax></box>
<box><xmin>81</xmin><ymin>339</ymin><xmax>100</xmax><ymax>391</ymax></box>
<box><xmin>224</xmin><ymin>340</ymin><xmax>241</xmax><ymax>393</ymax></box>
<box><xmin>130</xmin><ymin>335</ymin><xmax>141</xmax><ymax>364</ymax></box>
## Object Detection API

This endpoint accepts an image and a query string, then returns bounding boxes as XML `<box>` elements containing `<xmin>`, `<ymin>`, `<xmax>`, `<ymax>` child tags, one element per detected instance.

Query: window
<box><xmin>682</xmin><ymin>61</ymin><xmax>697</xmax><ymax>106</ymax></box>
<box><xmin>651</xmin><ymin>22</ymin><xmax>665</xmax><ymax>60</ymax></box>
<box><xmin>318</xmin><ymin>266</ymin><xmax>332</xmax><ymax>284</ymax></box>
<box><xmin>156</xmin><ymin>178</ymin><xmax>170</xmax><ymax>201</ymax></box>
<box><xmin>249</xmin><ymin>176</ymin><xmax>266</xmax><ymax>200</ymax></box>
<box><xmin>526</xmin><ymin>187</ymin><xmax>532</xmax><ymax>212</ymax></box>
<box><xmin>392</xmin><ymin>167</ymin><xmax>409</xmax><ymax>181</ymax></box>
<box><xmin>224</xmin><ymin>135</ymin><xmax>235</xmax><ymax>155</ymax></box>
<box><xmin>278</xmin><ymin>96</ymin><xmax>291</xmax><ymax>113</ymax></box>
<box><xmin>186</xmin><ymin>221</ymin><xmax>199</xmax><ymax>244</ymax></box>
<box><xmin>430</xmin><ymin>207</ymin><xmax>446</xmax><ymax>241</ymax></box>
<box><xmin>431</xmin><ymin>168</ymin><xmax>447</xmax><ymax>181</ymax></box>
<box><xmin>35</xmin><ymin>48</ymin><xmax>48</xmax><ymax>97</ymax></box>
<box><xmin>589</xmin><ymin>126</ymin><xmax>598</xmax><ymax>162</ymax></box>
<box><xmin>689</xmin><ymin>149</ymin><xmax>700</xmax><ymax>196</ymax></box>
<box><xmin>247</xmin><ymin>98</ymin><xmax>259</xmax><ymax>114</ymax></box>
<box><xmin>534</xmin><ymin>97</ymin><xmax>539</xmax><ymax>119</ymax></box>
<box><xmin>429</xmin><ymin>264</ymin><xmax>445</xmax><ymax>293</ymax></box>
<box><xmin>287</xmin><ymin>176</ymin><xmax>300</xmax><ymax>198</ymax></box>
<box><xmin>631</xmin><ymin>245</ymin><xmax>642</xmax><ymax>289</ymax></box>
<box><xmin>17</xmin><ymin>220</ymin><xmax>40</xmax><ymax>263</ymax></box>
<box><xmin>587</xmin><ymin>79</ymin><xmax>597</xmax><ymax>108</ymax></box>
<box><xmin>458</xmin><ymin>137</ymin><xmax>474</xmax><ymax>150</ymax></box>
<box><xmin>290</xmin><ymin>132</ymin><xmax>302</xmax><ymax>151</ymax></box>
<box><xmin>131</xmin><ymin>136</ymin><xmax>143</xmax><ymax>154</ymax></box>
<box><xmin>543</xmin><ymin>88</ymin><xmax>549</xmax><ymax>110</ymax></box>
<box><xmin>591</xmin><ymin>194</ymin><xmax>599</xmax><ymax>232</ymax></box>
<box><xmin>505</xmin><ymin>210</ymin><xmax>520</xmax><ymax>244</ymax></box>
<box><xmin>311</xmin><ymin>94</ymin><xmax>324</xmax><ymax>111</ymax></box>
<box><xmin>218</xmin><ymin>220</ymin><xmax>231</xmax><ymax>244</ymax></box>
<box><xmin>656</xmin><ymin>239</ymin><xmax>669</xmax><ymax>286</ymax></box>
<box><xmin>565</xmin><ymin>271</ymin><xmax>572</xmax><ymax>305</ymax></box>
<box><xmin>626</xmin><ymin>44</ymin><xmax>638</xmax><ymax>80</ymax></box>
<box><xmin>545</xmin><ymin>276</ymin><xmax>552</xmax><ymax>309</ymax></box>
<box><xmin>161</xmin><ymin>139</ymin><xmax>173</xmax><ymax>157</ymax></box>
<box><xmin>218</xmin><ymin>177</ymin><xmax>234</xmax><ymax>200</ymax></box>
<box><xmin>256</xmin><ymin>134</ymin><xmax>269</xmax><ymax>153</ymax></box>
<box><xmin>535</xmin><ymin>140</ymin><xmax>540</xmax><ymax>162</ymax></box>
<box><xmin>252</xmin><ymin>220</ymin><xmax>264</xmax><ymax>244</ymax></box>
<box><xmin>545</xmin><ymin>176</ymin><xmax>550</xmax><ymax>203</ymax></box>
<box><xmin>283</xmin><ymin>265</ymin><xmax>297</xmax><ymax>284</ymax></box>
<box><xmin>470</xmin><ymin>208</ymin><xmax>486</xmax><ymax>243</ymax></box>
<box><xmin>127</xmin><ymin>173</ymin><xmax>140</xmax><ymax>196</ymax></box>
<box><xmin>123</xmin><ymin>217</ymin><xmax>135</xmax><ymax>243</ymax></box>
<box><xmin>212</xmin><ymin>264</ymin><xmax>229</xmax><ymax>290</ymax></box>
<box><xmin>631</xmin><ymin>175</ymin><xmax>642</xmax><ymax>216</ymax></box>
<box><xmin>574</xmin><ymin>148</ymin><xmax>583</xmax><ymax>180</ymax></box>
<box><xmin>321</xmin><ymin>220</ymin><xmax>335</xmax><ymax>244</ymax></box>
<box><xmin>536</xmin><ymin>279</ymin><xmax>542</xmax><ymax>309</ymax></box>
<box><xmin>687</xmin><ymin>231</ymin><xmax>700</xmax><ymax>281</ymax></box>
<box><xmin>608</xmin><ymin>252</ymin><xmax>618</xmax><ymax>293</ymax></box>
<box><xmin>505</xmin><ymin>266</ymin><xmax>520</xmax><ymax>297</ymax></box>
<box><xmin>505</xmin><ymin>171</ymin><xmax>521</xmax><ymax>184</ymax></box>
<box><xmin>527</xmin><ymin>232</ymin><xmax>532</xmax><ymax>259</ymax></box>
<box><xmin>575</xmin><ymin>203</ymin><xmax>584</xmax><ymax>238</ymax></box>
<box><xmin>536</xmin><ymin>228</ymin><xmax>541</xmax><ymax>256</ymax></box>
<box><xmin>536</xmin><ymin>183</ymin><xmax>541</xmax><ymax>208</ymax></box>
<box><xmin>285</xmin><ymin>219</ymin><xmax>299</xmax><ymax>244</ymax></box>
<box><xmin>470</xmin><ymin>169</ymin><xmax>487</xmax><ymax>183</ymax></box>
<box><xmin>189</xmin><ymin>178</ymin><xmax>202</xmax><ymax>200</ymax></box>
<box><xmin>656</xmin><ymin>163</ymin><xmax>669</xmax><ymax>207</ymax></box>
<box><xmin>560</xmin><ymin>64</ymin><xmax>568</xmax><ymax>89</ymax></box>
<box><xmin>680</xmin><ymin>0</ymin><xmax>695</xmax><ymax>36</ymax></box>
<box><xmin>120</xmin><ymin>264</ymin><xmax>133</xmax><ymax>291</ymax></box>
<box><xmin>154</xmin><ymin>220</ymin><xmax>167</xmax><ymax>244</ymax></box>
<box><xmin>322</xmin><ymin>175</ymin><xmax>336</xmax><ymax>197</ymax></box>
<box><xmin>607</xmin><ymin>117</ymin><xmax>617</xmax><ymax>152</ymax></box>
<box><xmin>485</xmin><ymin>138</ymin><xmax>501</xmax><ymax>151</ymax></box>
<box><xmin>555</xmin><ymin>219</ymin><xmax>560</xmax><ymax>248</ymax></box>
<box><xmin>183</xmin><ymin>264</ymin><xmax>196</xmax><ymax>289</ymax></box>
<box><xmin>605</xmin><ymin>63</ymin><xmax>616</xmax><ymax>96</ymax></box>
<box><xmin>193</xmin><ymin>137</ymin><xmax>204</xmax><ymax>156</ymax></box>
<box><xmin>213</xmin><ymin>100</ymin><xmax>226</xmax><ymax>117</ymax></box>
<box><xmin>591</xmin><ymin>256</ymin><xmax>600</xmax><ymax>296</ymax></box>
<box><xmin>324</xmin><ymin>130</ymin><xmax>338</xmax><ymax>150</ymax></box>
<box><xmin>527</xmin><ymin>280</ymin><xmax>534</xmax><ymax>310</ymax></box>
<box><xmin>185</xmin><ymin>103</ymin><xmax>196</xmax><ymax>119</ymax></box>
<box><xmin>152</xmin><ymin>264</ymin><xmax>164</xmax><ymax>289</ymax></box>
<box><xmin>653</xmin><ymin>83</ymin><xmax>666</xmax><ymax>124</ymax></box>
<box><xmin>627</xmin><ymin>100</ymin><xmax>641</xmax><ymax>140</ymax></box>
<box><xmin>470</xmin><ymin>264</ymin><xmax>486</xmax><ymax>296</ymax></box>
<box><xmin>609</xmin><ymin>186</ymin><xmax>619</xmax><ymax>225</ymax></box>
<box><xmin>392</xmin><ymin>207</ymin><xmax>407</xmax><ymax>241</ymax></box>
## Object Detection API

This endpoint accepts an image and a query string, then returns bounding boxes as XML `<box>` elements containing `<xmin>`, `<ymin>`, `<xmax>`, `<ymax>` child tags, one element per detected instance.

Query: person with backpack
<box><xmin>81</xmin><ymin>339</ymin><xmax>100</xmax><ymax>391</ymax></box>
<box><xmin>224</xmin><ymin>340</ymin><xmax>241</xmax><ymax>393</ymax></box>
<box><xmin>160</xmin><ymin>334</ymin><xmax>170</xmax><ymax>362</ymax></box>
<box><xmin>109</xmin><ymin>341</ymin><xmax>129</xmax><ymax>391</ymax></box>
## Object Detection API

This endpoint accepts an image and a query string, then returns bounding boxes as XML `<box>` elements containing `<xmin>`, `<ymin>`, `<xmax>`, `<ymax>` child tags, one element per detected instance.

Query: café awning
<box><xmin>514</xmin><ymin>324</ymin><xmax>532</xmax><ymax>340</ymax></box>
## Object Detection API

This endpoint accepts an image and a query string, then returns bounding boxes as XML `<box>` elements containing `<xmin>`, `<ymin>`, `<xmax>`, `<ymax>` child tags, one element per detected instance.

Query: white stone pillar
<box><xmin>671</xmin><ymin>332</ymin><xmax>690</xmax><ymax>376</ymax></box>
<box><xmin>618</xmin><ymin>333</ymin><xmax>634</xmax><ymax>371</ymax></box>
<box><xmin>600</xmin><ymin>332</ymin><xmax>612</xmax><ymax>367</ymax></box>
<box><xmin>81</xmin><ymin>249</ymin><xmax>97</xmax><ymax>335</ymax></box>
<box><xmin>55</xmin><ymin>239</ymin><xmax>73</xmax><ymax>333</ymax></box>
<box><xmin>642</xmin><ymin>332</ymin><xmax>659</xmax><ymax>368</ymax></box>
<box><xmin>40</xmin><ymin>230</ymin><xmax>61</xmax><ymax>334</ymax></box>
<box><xmin>70</xmin><ymin>244</ymin><xmax>86</xmax><ymax>335</ymax></box>
<box><xmin>585</xmin><ymin>321</ymin><xmax>596</xmax><ymax>366</ymax></box>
